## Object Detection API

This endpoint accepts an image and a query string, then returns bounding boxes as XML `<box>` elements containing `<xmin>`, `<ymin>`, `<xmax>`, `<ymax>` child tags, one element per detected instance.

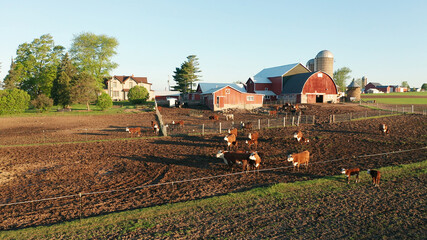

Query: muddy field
<box><xmin>0</xmin><ymin>104</ymin><xmax>426</xmax><ymax>230</ymax></box>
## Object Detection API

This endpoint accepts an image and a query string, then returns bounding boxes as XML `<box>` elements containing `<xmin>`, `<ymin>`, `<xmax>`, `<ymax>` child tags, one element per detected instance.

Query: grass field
<box><xmin>362</xmin><ymin>92</ymin><xmax>427</xmax><ymax>97</ymax></box>
<box><xmin>1</xmin><ymin>160</ymin><xmax>425</xmax><ymax>239</ymax></box>
<box><xmin>361</xmin><ymin>98</ymin><xmax>427</xmax><ymax>105</ymax></box>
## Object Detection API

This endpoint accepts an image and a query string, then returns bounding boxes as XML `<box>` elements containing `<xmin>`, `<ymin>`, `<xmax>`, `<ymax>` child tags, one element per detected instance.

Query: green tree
<box><xmin>333</xmin><ymin>67</ymin><xmax>352</xmax><ymax>92</ymax></box>
<box><xmin>172</xmin><ymin>55</ymin><xmax>201</xmax><ymax>93</ymax></box>
<box><xmin>3</xmin><ymin>60</ymin><xmax>26</xmax><ymax>90</ymax></box>
<box><xmin>31</xmin><ymin>94</ymin><xmax>53</xmax><ymax>112</ymax></box>
<box><xmin>96</xmin><ymin>92</ymin><xmax>113</xmax><ymax>111</ymax></box>
<box><xmin>51</xmin><ymin>53</ymin><xmax>77</xmax><ymax>108</ymax></box>
<box><xmin>401</xmin><ymin>81</ymin><xmax>410</xmax><ymax>88</ymax></box>
<box><xmin>128</xmin><ymin>86</ymin><xmax>149</xmax><ymax>104</ymax></box>
<box><xmin>0</xmin><ymin>88</ymin><xmax>31</xmax><ymax>114</ymax></box>
<box><xmin>421</xmin><ymin>83</ymin><xmax>427</xmax><ymax>91</ymax></box>
<box><xmin>70</xmin><ymin>32</ymin><xmax>119</xmax><ymax>88</ymax></box>
<box><xmin>9</xmin><ymin>34</ymin><xmax>64</xmax><ymax>99</ymax></box>
<box><xmin>70</xmin><ymin>72</ymin><xmax>99</xmax><ymax>111</ymax></box>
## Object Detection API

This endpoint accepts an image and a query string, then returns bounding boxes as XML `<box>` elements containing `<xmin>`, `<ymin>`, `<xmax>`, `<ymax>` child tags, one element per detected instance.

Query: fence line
<box><xmin>1</xmin><ymin>146</ymin><xmax>425</xmax><ymax>208</ymax></box>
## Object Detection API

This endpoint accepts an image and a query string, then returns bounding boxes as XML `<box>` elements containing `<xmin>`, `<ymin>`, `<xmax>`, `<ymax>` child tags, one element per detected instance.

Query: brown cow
<box><xmin>293</xmin><ymin>131</ymin><xmax>309</xmax><ymax>143</ymax></box>
<box><xmin>151</xmin><ymin>121</ymin><xmax>160</xmax><ymax>135</ymax></box>
<box><xmin>126</xmin><ymin>127</ymin><xmax>141</xmax><ymax>137</ymax></box>
<box><xmin>269</xmin><ymin>110</ymin><xmax>277</xmax><ymax>116</ymax></box>
<box><xmin>248</xmin><ymin>132</ymin><xmax>259</xmax><ymax>141</ymax></box>
<box><xmin>245</xmin><ymin>139</ymin><xmax>258</xmax><ymax>149</ymax></box>
<box><xmin>224</xmin><ymin>133</ymin><xmax>238</xmax><ymax>150</ymax></box>
<box><xmin>240</xmin><ymin>121</ymin><xmax>253</xmax><ymax>130</ymax></box>
<box><xmin>287</xmin><ymin>150</ymin><xmax>310</xmax><ymax>171</ymax></box>
<box><xmin>209</xmin><ymin>115</ymin><xmax>219</xmax><ymax>121</ymax></box>
<box><xmin>341</xmin><ymin>168</ymin><xmax>360</xmax><ymax>184</ymax></box>
<box><xmin>379</xmin><ymin>123</ymin><xmax>390</xmax><ymax>135</ymax></box>
<box><xmin>367</xmin><ymin>169</ymin><xmax>381</xmax><ymax>187</ymax></box>
<box><xmin>248</xmin><ymin>151</ymin><xmax>262</xmax><ymax>172</ymax></box>
<box><xmin>172</xmin><ymin>120</ymin><xmax>184</xmax><ymax>127</ymax></box>
<box><xmin>228</xmin><ymin>128</ymin><xmax>238</xmax><ymax>137</ymax></box>
<box><xmin>216</xmin><ymin>150</ymin><xmax>251</xmax><ymax>172</ymax></box>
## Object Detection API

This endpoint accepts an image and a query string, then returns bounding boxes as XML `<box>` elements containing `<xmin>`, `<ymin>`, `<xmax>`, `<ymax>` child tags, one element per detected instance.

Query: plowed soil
<box><xmin>0</xmin><ymin>104</ymin><xmax>426</xmax><ymax>230</ymax></box>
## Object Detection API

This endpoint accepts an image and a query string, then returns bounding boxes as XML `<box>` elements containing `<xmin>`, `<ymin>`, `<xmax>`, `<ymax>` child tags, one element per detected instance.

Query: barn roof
<box><xmin>368</xmin><ymin>82</ymin><xmax>382</xmax><ymax>87</ymax></box>
<box><xmin>282</xmin><ymin>72</ymin><xmax>313</xmax><ymax>93</ymax></box>
<box><xmin>254</xmin><ymin>90</ymin><xmax>275</xmax><ymax>96</ymax></box>
<box><xmin>253</xmin><ymin>63</ymin><xmax>309</xmax><ymax>83</ymax></box>
<box><xmin>198</xmin><ymin>83</ymin><xmax>246</xmax><ymax>93</ymax></box>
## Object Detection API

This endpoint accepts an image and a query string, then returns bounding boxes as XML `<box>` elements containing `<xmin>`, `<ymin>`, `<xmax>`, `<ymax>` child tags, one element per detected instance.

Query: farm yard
<box><xmin>0</xmin><ymin>103</ymin><xmax>426</xmax><ymax>233</ymax></box>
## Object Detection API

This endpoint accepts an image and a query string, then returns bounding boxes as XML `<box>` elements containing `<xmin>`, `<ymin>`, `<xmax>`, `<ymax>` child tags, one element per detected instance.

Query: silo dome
<box><xmin>306</xmin><ymin>59</ymin><xmax>315</xmax><ymax>72</ymax></box>
<box><xmin>316</xmin><ymin>50</ymin><xmax>334</xmax><ymax>59</ymax></box>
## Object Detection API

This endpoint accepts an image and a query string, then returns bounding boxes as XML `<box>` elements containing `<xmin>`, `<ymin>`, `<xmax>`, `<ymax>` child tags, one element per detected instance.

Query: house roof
<box><xmin>253</xmin><ymin>63</ymin><xmax>308</xmax><ymax>83</ymax></box>
<box><xmin>254</xmin><ymin>90</ymin><xmax>274</xmax><ymax>96</ymax></box>
<box><xmin>113</xmin><ymin>75</ymin><xmax>151</xmax><ymax>84</ymax></box>
<box><xmin>347</xmin><ymin>80</ymin><xmax>360</xmax><ymax>88</ymax></box>
<box><xmin>198</xmin><ymin>83</ymin><xmax>246</xmax><ymax>93</ymax></box>
<box><xmin>282</xmin><ymin>72</ymin><xmax>313</xmax><ymax>93</ymax></box>
<box><xmin>368</xmin><ymin>82</ymin><xmax>382</xmax><ymax>87</ymax></box>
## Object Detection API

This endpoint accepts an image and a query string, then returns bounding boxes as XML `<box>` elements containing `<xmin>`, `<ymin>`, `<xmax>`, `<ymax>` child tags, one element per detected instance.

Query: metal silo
<box><xmin>314</xmin><ymin>50</ymin><xmax>334</xmax><ymax>79</ymax></box>
<box><xmin>306</xmin><ymin>59</ymin><xmax>315</xmax><ymax>72</ymax></box>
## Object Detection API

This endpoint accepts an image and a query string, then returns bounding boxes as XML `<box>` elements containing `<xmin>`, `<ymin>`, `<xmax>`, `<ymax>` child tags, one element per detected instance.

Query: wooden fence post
<box><xmin>283</xmin><ymin>117</ymin><xmax>286</xmax><ymax>127</ymax></box>
<box><xmin>312</xmin><ymin>116</ymin><xmax>315</xmax><ymax>124</ymax></box>
<box><xmin>267</xmin><ymin>119</ymin><xmax>270</xmax><ymax>128</ymax></box>
<box><xmin>292</xmin><ymin>116</ymin><xmax>295</xmax><ymax>126</ymax></box>
<box><xmin>219</xmin><ymin>122</ymin><xmax>222</xmax><ymax>133</ymax></box>
<box><xmin>202</xmin><ymin>124</ymin><xmax>204</xmax><ymax>136</ymax></box>
<box><xmin>258</xmin><ymin>119</ymin><xmax>261</xmax><ymax>130</ymax></box>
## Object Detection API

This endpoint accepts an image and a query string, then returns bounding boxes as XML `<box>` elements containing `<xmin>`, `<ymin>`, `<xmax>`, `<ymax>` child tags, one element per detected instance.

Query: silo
<box><xmin>347</xmin><ymin>79</ymin><xmax>361</xmax><ymax>101</ymax></box>
<box><xmin>306</xmin><ymin>59</ymin><xmax>315</xmax><ymax>72</ymax></box>
<box><xmin>314</xmin><ymin>50</ymin><xmax>334</xmax><ymax>79</ymax></box>
<box><xmin>362</xmin><ymin>76</ymin><xmax>367</xmax><ymax>88</ymax></box>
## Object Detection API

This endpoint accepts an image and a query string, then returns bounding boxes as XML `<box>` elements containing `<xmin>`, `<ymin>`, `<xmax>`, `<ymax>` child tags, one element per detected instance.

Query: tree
<box><xmin>7</xmin><ymin>34</ymin><xmax>64</xmax><ymax>99</ymax></box>
<box><xmin>0</xmin><ymin>88</ymin><xmax>31</xmax><ymax>114</ymax></box>
<box><xmin>70</xmin><ymin>72</ymin><xmax>99</xmax><ymax>111</ymax></box>
<box><xmin>421</xmin><ymin>83</ymin><xmax>427</xmax><ymax>91</ymax></box>
<box><xmin>172</xmin><ymin>55</ymin><xmax>201</xmax><ymax>93</ymax></box>
<box><xmin>333</xmin><ymin>67</ymin><xmax>352</xmax><ymax>92</ymax></box>
<box><xmin>3</xmin><ymin>60</ymin><xmax>26</xmax><ymax>90</ymax></box>
<box><xmin>31</xmin><ymin>94</ymin><xmax>53</xmax><ymax>112</ymax></box>
<box><xmin>70</xmin><ymin>32</ymin><xmax>119</xmax><ymax>88</ymax></box>
<box><xmin>96</xmin><ymin>92</ymin><xmax>113</xmax><ymax>111</ymax></box>
<box><xmin>401</xmin><ymin>81</ymin><xmax>410</xmax><ymax>88</ymax></box>
<box><xmin>51</xmin><ymin>53</ymin><xmax>77</xmax><ymax>108</ymax></box>
<box><xmin>128</xmin><ymin>86</ymin><xmax>149</xmax><ymax>104</ymax></box>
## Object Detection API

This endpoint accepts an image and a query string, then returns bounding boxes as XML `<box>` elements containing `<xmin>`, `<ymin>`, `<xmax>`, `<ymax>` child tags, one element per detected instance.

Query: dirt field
<box><xmin>0</xmin><ymin>104</ymin><xmax>426</xmax><ymax>230</ymax></box>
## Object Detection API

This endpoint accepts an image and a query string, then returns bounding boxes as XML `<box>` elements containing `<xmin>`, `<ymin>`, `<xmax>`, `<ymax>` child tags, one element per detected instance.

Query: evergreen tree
<box><xmin>3</xmin><ymin>59</ymin><xmax>25</xmax><ymax>90</ymax></box>
<box><xmin>172</xmin><ymin>55</ymin><xmax>201</xmax><ymax>93</ymax></box>
<box><xmin>70</xmin><ymin>72</ymin><xmax>99</xmax><ymax>111</ymax></box>
<box><xmin>51</xmin><ymin>53</ymin><xmax>77</xmax><ymax>108</ymax></box>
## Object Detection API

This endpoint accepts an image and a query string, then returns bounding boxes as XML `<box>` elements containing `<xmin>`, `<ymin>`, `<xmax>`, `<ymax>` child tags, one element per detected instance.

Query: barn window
<box><xmin>225</xmin><ymin>89</ymin><xmax>230</xmax><ymax>94</ymax></box>
<box><xmin>247</xmin><ymin>96</ymin><xmax>254</xmax><ymax>101</ymax></box>
<box><xmin>265</xmin><ymin>95</ymin><xmax>270</xmax><ymax>99</ymax></box>
<box><xmin>265</xmin><ymin>87</ymin><xmax>269</xmax><ymax>90</ymax></box>
<box><xmin>317</xmin><ymin>73</ymin><xmax>323</xmax><ymax>78</ymax></box>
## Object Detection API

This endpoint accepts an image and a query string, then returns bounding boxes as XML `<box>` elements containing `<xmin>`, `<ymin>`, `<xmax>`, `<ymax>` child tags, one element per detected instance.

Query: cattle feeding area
<box><xmin>0</xmin><ymin>103</ymin><xmax>426</xmax><ymax>231</ymax></box>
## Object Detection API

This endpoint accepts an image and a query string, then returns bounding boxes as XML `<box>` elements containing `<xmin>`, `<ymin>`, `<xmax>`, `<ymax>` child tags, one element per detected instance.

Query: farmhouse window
<box><xmin>113</xmin><ymin>82</ymin><xmax>117</xmax><ymax>88</ymax></box>
<box><xmin>247</xmin><ymin>96</ymin><xmax>254</xmax><ymax>101</ymax></box>
<box><xmin>113</xmin><ymin>91</ymin><xmax>119</xmax><ymax>97</ymax></box>
<box><xmin>129</xmin><ymin>82</ymin><xmax>133</xmax><ymax>88</ymax></box>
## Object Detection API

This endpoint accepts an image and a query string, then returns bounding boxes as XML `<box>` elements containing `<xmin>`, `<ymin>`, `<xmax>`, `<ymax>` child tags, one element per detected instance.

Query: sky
<box><xmin>1</xmin><ymin>0</ymin><xmax>426</xmax><ymax>91</ymax></box>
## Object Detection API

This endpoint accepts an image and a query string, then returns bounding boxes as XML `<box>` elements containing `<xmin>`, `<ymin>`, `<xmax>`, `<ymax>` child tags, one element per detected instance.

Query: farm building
<box><xmin>246</xmin><ymin>50</ymin><xmax>339</xmax><ymax>103</ymax></box>
<box><xmin>105</xmin><ymin>75</ymin><xmax>155</xmax><ymax>101</ymax></box>
<box><xmin>364</xmin><ymin>82</ymin><xmax>407</xmax><ymax>93</ymax></box>
<box><xmin>347</xmin><ymin>79</ymin><xmax>361</xmax><ymax>101</ymax></box>
<box><xmin>196</xmin><ymin>83</ymin><xmax>263</xmax><ymax>111</ymax></box>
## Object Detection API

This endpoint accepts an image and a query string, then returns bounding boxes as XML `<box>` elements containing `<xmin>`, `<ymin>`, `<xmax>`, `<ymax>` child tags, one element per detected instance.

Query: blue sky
<box><xmin>1</xmin><ymin>0</ymin><xmax>426</xmax><ymax>91</ymax></box>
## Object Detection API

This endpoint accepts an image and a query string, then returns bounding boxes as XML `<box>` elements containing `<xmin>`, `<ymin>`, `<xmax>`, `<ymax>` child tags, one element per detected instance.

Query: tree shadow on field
<box><xmin>75</xmin><ymin>132</ymin><xmax>109</xmax><ymax>136</ymax></box>
<box><xmin>310</xmin><ymin>129</ymin><xmax>369</xmax><ymax>135</ymax></box>
<box><xmin>120</xmin><ymin>153</ymin><xmax>216</xmax><ymax>169</ymax></box>
<box><xmin>151</xmin><ymin>135</ymin><xmax>224</xmax><ymax>148</ymax></box>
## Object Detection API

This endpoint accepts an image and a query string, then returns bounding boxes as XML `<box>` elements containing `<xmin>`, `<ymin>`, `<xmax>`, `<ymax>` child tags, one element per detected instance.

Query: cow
<box><xmin>228</xmin><ymin>128</ymin><xmax>238</xmax><ymax>137</ymax></box>
<box><xmin>172</xmin><ymin>120</ymin><xmax>184</xmax><ymax>127</ymax></box>
<box><xmin>216</xmin><ymin>150</ymin><xmax>251</xmax><ymax>172</ymax></box>
<box><xmin>209</xmin><ymin>115</ymin><xmax>219</xmax><ymax>121</ymax></box>
<box><xmin>341</xmin><ymin>168</ymin><xmax>360</xmax><ymax>184</ymax></box>
<box><xmin>269</xmin><ymin>110</ymin><xmax>277</xmax><ymax>116</ymax></box>
<box><xmin>287</xmin><ymin>150</ymin><xmax>310</xmax><ymax>171</ymax></box>
<box><xmin>273</xmin><ymin>105</ymin><xmax>281</xmax><ymax>111</ymax></box>
<box><xmin>245</xmin><ymin>139</ymin><xmax>258</xmax><ymax>149</ymax></box>
<box><xmin>379</xmin><ymin>123</ymin><xmax>390</xmax><ymax>135</ymax></box>
<box><xmin>367</xmin><ymin>169</ymin><xmax>381</xmax><ymax>187</ymax></box>
<box><xmin>240</xmin><ymin>121</ymin><xmax>253</xmax><ymax>131</ymax></box>
<box><xmin>248</xmin><ymin>151</ymin><xmax>262</xmax><ymax>172</ymax></box>
<box><xmin>125</xmin><ymin>127</ymin><xmax>141</xmax><ymax>137</ymax></box>
<box><xmin>293</xmin><ymin>131</ymin><xmax>309</xmax><ymax>143</ymax></box>
<box><xmin>224</xmin><ymin>113</ymin><xmax>234</xmax><ymax>121</ymax></box>
<box><xmin>151</xmin><ymin>121</ymin><xmax>160</xmax><ymax>135</ymax></box>
<box><xmin>248</xmin><ymin>132</ymin><xmax>259</xmax><ymax>141</ymax></box>
<box><xmin>224</xmin><ymin>133</ymin><xmax>238</xmax><ymax>150</ymax></box>
<box><xmin>157</xmin><ymin>106</ymin><xmax>162</xmax><ymax>112</ymax></box>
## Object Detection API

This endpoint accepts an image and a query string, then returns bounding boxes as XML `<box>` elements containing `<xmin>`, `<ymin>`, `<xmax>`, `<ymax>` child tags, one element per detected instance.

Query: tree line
<box><xmin>1</xmin><ymin>33</ymin><xmax>118</xmax><ymax>113</ymax></box>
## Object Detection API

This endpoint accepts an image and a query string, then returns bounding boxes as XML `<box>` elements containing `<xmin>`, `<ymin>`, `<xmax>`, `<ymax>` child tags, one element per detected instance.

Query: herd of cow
<box><xmin>217</xmin><ymin>122</ymin><xmax>389</xmax><ymax>187</ymax></box>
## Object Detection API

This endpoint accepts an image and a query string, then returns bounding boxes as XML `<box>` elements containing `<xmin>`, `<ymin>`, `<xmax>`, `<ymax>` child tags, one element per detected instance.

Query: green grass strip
<box><xmin>1</xmin><ymin>160</ymin><xmax>425</xmax><ymax>239</ymax></box>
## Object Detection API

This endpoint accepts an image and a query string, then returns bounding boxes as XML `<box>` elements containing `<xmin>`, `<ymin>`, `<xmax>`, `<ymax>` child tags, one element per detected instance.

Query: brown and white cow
<box><xmin>367</xmin><ymin>169</ymin><xmax>381</xmax><ymax>187</ymax></box>
<box><xmin>240</xmin><ymin>121</ymin><xmax>253</xmax><ymax>131</ymax></box>
<box><xmin>126</xmin><ymin>127</ymin><xmax>141</xmax><ymax>137</ymax></box>
<box><xmin>224</xmin><ymin>133</ymin><xmax>238</xmax><ymax>150</ymax></box>
<box><xmin>209</xmin><ymin>115</ymin><xmax>219</xmax><ymax>121</ymax></box>
<box><xmin>151</xmin><ymin>121</ymin><xmax>160</xmax><ymax>135</ymax></box>
<box><xmin>228</xmin><ymin>128</ymin><xmax>238</xmax><ymax>137</ymax></box>
<box><xmin>245</xmin><ymin>139</ymin><xmax>258</xmax><ymax>149</ymax></box>
<box><xmin>379</xmin><ymin>123</ymin><xmax>390</xmax><ymax>135</ymax></box>
<box><xmin>224</xmin><ymin>113</ymin><xmax>234</xmax><ymax>121</ymax></box>
<box><xmin>216</xmin><ymin>150</ymin><xmax>251</xmax><ymax>172</ymax></box>
<box><xmin>293</xmin><ymin>131</ymin><xmax>309</xmax><ymax>143</ymax></box>
<box><xmin>248</xmin><ymin>151</ymin><xmax>262</xmax><ymax>172</ymax></box>
<box><xmin>287</xmin><ymin>150</ymin><xmax>310</xmax><ymax>171</ymax></box>
<box><xmin>341</xmin><ymin>168</ymin><xmax>360</xmax><ymax>184</ymax></box>
<box><xmin>248</xmin><ymin>132</ymin><xmax>259</xmax><ymax>141</ymax></box>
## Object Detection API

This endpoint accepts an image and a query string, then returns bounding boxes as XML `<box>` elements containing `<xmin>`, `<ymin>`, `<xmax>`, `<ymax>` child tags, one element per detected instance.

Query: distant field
<box><xmin>361</xmin><ymin>92</ymin><xmax>427</xmax><ymax>104</ymax></box>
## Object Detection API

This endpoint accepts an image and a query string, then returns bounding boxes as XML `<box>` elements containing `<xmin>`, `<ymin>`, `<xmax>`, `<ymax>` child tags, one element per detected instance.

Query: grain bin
<box><xmin>347</xmin><ymin>79</ymin><xmax>361</xmax><ymax>101</ymax></box>
<box><xmin>306</xmin><ymin>59</ymin><xmax>315</xmax><ymax>72</ymax></box>
<box><xmin>314</xmin><ymin>50</ymin><xmax>334</xmax><ymax>79</ymax></box>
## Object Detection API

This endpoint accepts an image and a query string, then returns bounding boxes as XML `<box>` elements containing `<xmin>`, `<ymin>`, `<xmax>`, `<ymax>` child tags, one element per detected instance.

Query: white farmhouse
<box><xmin>105</xmin><ymin>75</ymin><xmax>154</xmax><ymax>101</ymax></box>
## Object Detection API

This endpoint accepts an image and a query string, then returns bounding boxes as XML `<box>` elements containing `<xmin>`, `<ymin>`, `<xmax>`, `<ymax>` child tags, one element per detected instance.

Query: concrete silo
<box><xmin>347</xmin><ymin>79</ymin><xmax>361</xmax><ymax>101</ymax></box>
<box><xmin>306</xmin><ymin>59</ymin><xmax>315</xmax><ymax>72</ymax></box>
<box><xmin>314</xmin><ymin>50</ymin><xmax>334</xmax><ymax>79</ymax></box>
<box><xmin>362</xmin><ymin>76</ymin><xmax>367</xmax><ymax>88</ymax></box>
